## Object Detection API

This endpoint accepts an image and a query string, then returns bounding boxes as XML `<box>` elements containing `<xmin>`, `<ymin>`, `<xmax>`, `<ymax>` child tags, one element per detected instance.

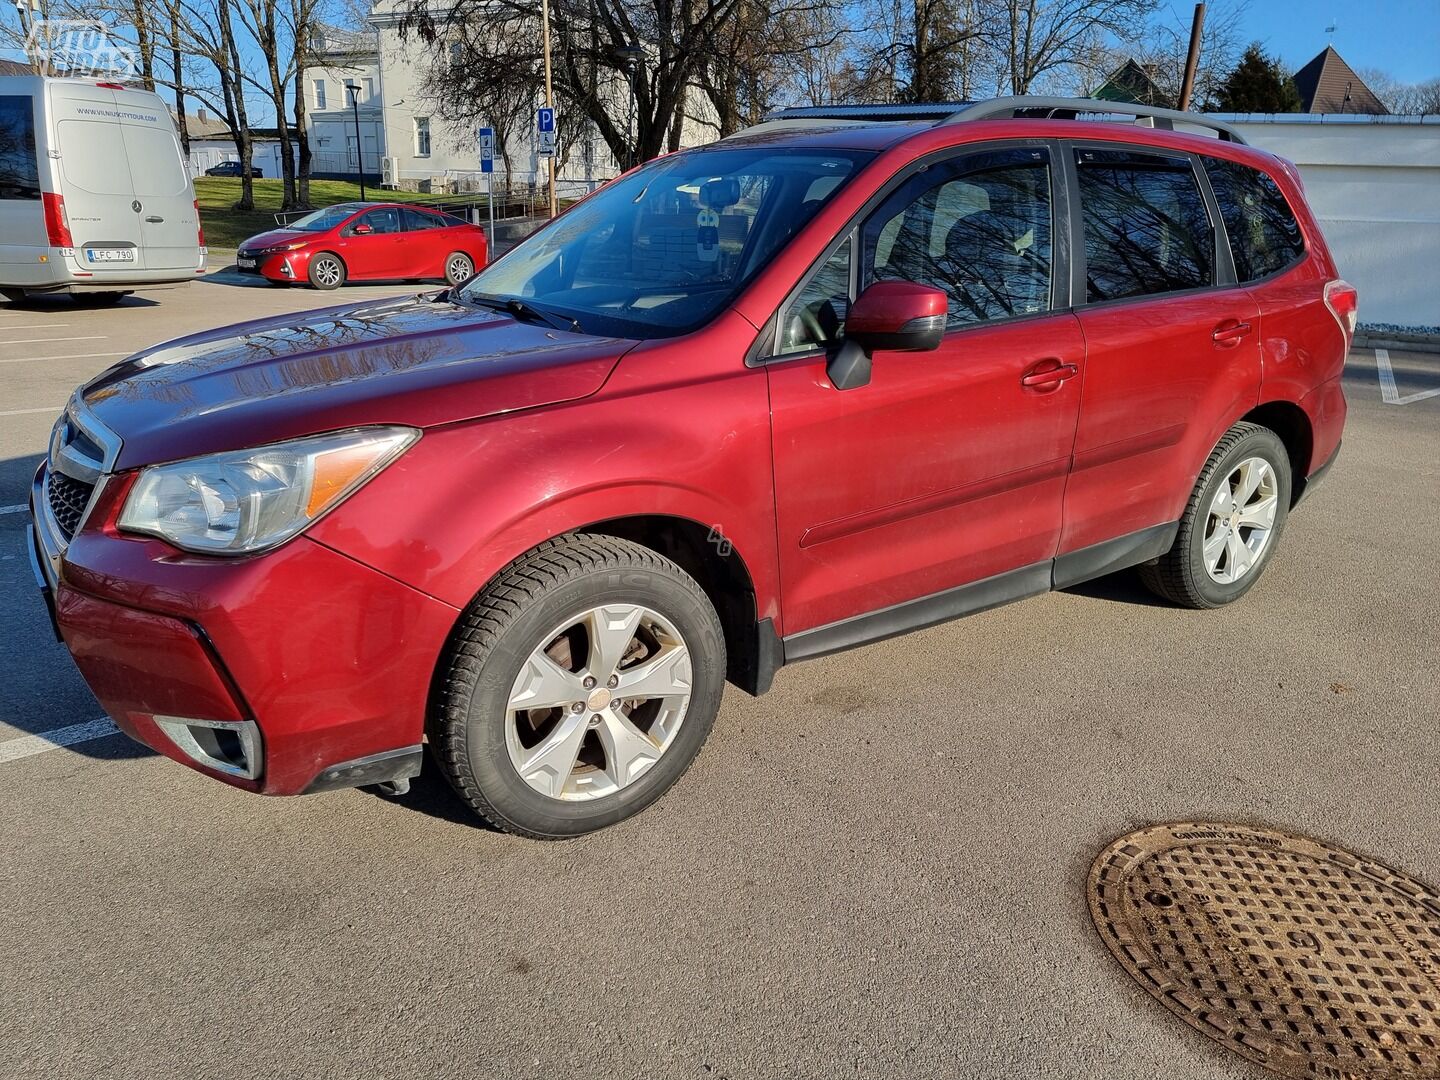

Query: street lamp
<box><xmin>610</xmin><ymin>44</ymin><xmax>644</xmax><ymax>171</ymax></box>
<box><xmin>345</xmin><ymin>82</ymin><xmax>365</xmax><ymax>201</ymax></box>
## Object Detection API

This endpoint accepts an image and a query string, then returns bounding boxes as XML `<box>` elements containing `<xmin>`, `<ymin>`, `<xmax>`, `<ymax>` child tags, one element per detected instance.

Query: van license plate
<box><xmin>87</xmin><ymin>249</ymin><xmax>134</xmax><ymax>263</ymax></box>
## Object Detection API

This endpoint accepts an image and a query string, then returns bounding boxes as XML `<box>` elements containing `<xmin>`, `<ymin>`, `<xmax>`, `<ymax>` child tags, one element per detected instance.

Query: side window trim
<box><xmin>1191</xmin><ymin>152</ymin><xmax>1237</xmax><ymax>286</ymax></box>
<box><xmin>1063</xmin><ymin>139</ymin><xmax>1226</xmax><ymax>309</ymax></box>
<box><xmin>749</xmin><ymin>138</ymin><xmax>1069</xmax><ymax>367</ymax></box>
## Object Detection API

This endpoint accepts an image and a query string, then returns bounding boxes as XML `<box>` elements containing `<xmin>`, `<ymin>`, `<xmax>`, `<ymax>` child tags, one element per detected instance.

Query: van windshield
<box><xmin>289</xmin><ymin>204</ymin><xmax>364</xmax><ymax>231</ymax></box>
<box><xmin>457</xmin><ymin>147</ymin><xmax>873</xmax><ymax>339</ymax></box>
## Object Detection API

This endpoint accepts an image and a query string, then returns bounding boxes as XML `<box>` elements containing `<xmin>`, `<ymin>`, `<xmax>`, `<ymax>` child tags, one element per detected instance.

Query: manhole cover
<box><xmin>1089</xmin><ymin>822</ymin><xmax>1440</xmax><ymax>1078</ymax></box>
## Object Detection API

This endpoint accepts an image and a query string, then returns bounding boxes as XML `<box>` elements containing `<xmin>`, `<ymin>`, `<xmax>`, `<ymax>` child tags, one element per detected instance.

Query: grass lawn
<box><xmin>194</xmin><ymin>177</ymin><xmax>449</xmax><ymax>251</ymax></box>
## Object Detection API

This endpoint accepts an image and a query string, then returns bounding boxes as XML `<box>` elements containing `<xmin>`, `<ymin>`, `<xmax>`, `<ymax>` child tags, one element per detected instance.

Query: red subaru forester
<box><xmin>31</xmin><ymin>99</ymin><xmax>1352</xmax><ymax>838</ymax></box>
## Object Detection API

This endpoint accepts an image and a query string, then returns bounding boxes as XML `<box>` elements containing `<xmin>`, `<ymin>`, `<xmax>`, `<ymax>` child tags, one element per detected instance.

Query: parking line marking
<box><xmin>0</xmin><ymin>406</ymin><xmax>62</xmax><ymax>417</ymax></box>
<box><xmin>2</xmin><ymin>335</ymin><xmax>106</xmax><ymax>345</ymax></box>
<box><xmin>0</xmin><ymin>351</ymin><xmax>127</xmax><ymax>365</ymax></box>
<box><xmin>0</xmin><ymin>324</ymin><xmax>68</xmax><ymax>330</ymax></box>
<box><xmin>1376</xmin><ymin>348</ymin><xmax>1440</xmax><ymax>406</ymax></box>
<box><xmin>0</xmin><ymin>718</ymin><xmax>120</xmax><ymax>764</ymax></box>
<box><xmin>0</xmin><ymin>505</ymin><xmax>27</xmax><ymax>515</ymax></box>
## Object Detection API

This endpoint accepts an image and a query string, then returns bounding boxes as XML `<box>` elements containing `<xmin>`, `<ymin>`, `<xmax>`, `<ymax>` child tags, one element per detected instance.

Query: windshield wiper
<box><xmin>466</xmin><ymin>292</ymin><xmax>583</xmax><ymax>334</ymax></box>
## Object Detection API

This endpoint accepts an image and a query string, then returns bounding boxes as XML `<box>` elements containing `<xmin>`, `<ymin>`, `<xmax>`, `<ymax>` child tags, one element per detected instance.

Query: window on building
<box><xmin>414</xmin><ymin>116</ymin><xmax>431</xmax><ymax>157</ymax></box>
<box><xmin>1205</xmin><ymin>157</ymin><xmax>1306</xmax><ymax>282</ymax></box>
<box><xmin>312</xmin><ymin>79</ymin><xmax>326</xmax><ymax>110</ymax></box>
<box><xmin>863</xmin><ymin>146</ymin><xmax>1055</xmax><ymax>327</ymax></box>
<box><xmin>1076</xmin><ymin>148</ymin><xmax>1214</xmax><ymax>302</ymax></box>
<box><xmin>448</xmin><ymin>42</ymin><xmax>463</xmax><ymax>67</ymax></box>
<box><xmin>363</xmin><ymin>77</ymin><xmax>375</xmax><ymax>102</ymax></box>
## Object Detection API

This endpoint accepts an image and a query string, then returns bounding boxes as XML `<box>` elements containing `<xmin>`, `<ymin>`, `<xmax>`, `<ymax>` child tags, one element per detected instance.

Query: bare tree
<box><xmin>984</xmin><ymin>0</ymin><xmax>1159</xmax><ymax>96</ymax></box>
<box><xmin>1358</xmin><ymin>68</ymin><xmax>1440</xmax><ymax>115</ymax></box>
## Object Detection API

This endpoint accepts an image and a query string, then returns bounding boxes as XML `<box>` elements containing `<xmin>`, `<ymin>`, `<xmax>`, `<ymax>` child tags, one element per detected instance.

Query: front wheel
<box><xmin>1140</xmin><ymin>422</ymin><xmax>1292</xmax><ymax>608</ymax></box>
<box><xmin>307</xmin><ymin>252</ymin><xmax>346</xmax><ymax>290</ymax></box>
<box><xmin>444</xmin><ymin>251</ymin><xmax>474</xmax><ymax>287</ymax></box>
<box><xmin>430</xmin><ymin>534</ymin><xmax>725</xmax><ymax>838</ymax></box>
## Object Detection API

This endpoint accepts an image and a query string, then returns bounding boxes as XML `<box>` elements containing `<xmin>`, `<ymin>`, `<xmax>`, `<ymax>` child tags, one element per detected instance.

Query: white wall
<box><xmin>1223</xmin><ymin>114</ymin><xmax>1440</xmax><ymax>331</ymax></box>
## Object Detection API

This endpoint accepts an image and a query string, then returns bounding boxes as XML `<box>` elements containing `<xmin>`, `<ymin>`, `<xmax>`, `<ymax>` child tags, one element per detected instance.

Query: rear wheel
<box><xmin>1139</xmin><ymin>422</ymin><xmax>1292</xmax><ymax>608</ymax></box>
<box><xmin>308</xmin><ymin>252</ymin><xmax>346</xmax><ymax>290</ymax></box>
<box><xmin>430</xmin><ymin>534</ymin><xmax>725</xmax><ymax>838</ymax></box>
<box><xmin>444</xmin><ymin>251</ymin><xmax>474</xmax><ymax>287</ymax></box>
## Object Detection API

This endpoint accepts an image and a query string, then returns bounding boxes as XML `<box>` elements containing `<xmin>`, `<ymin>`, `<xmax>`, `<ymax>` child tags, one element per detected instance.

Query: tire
<box><xmin>1139</xmin><ymin>422</ymin><xmax>1292</xmax><ymax>609</ymax></box>
<box><xmin>431</xmin><ymin>534</ymin><xmax>726</xmax><ymax>839</ymax></box>
<box><xmin>443</xmin><ymin>251</ymin><xmax>474</xmax><ymax>287</ymax></box>
<box><xmin>307</xmin><ymin>252</ymin><xmax>346</xmax><ymax>290</ymax></box>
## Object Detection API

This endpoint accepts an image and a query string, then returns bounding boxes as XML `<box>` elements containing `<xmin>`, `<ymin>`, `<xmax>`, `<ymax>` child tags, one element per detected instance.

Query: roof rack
<box><xmin>757</xmin><ymin>96</ymin><xmax>1247</xmax><ymax>145</ymax></box>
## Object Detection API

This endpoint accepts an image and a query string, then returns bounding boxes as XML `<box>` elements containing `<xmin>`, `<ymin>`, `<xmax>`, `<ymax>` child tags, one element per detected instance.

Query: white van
<box><xmin>0</xmin><ymin>76</ymin><xmax>205</xmax><ymax>303</ymax></box>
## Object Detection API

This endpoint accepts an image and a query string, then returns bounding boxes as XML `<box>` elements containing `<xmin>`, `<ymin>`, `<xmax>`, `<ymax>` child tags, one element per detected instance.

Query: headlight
<box><xmin>258</xmin><ymin>241</ymin><xmax>307</xmax><ymax>255</ymax></box>
<box><xmin>118</xmin><ymin>427</ymin><xmax>418</xmax><ymax>554</ymax></box>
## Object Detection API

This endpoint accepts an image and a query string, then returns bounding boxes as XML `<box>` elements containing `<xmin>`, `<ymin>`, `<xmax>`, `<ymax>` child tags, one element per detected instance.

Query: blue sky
<box><xmin>1230</xmin><ymin>0</ymin><xmax>1438</xmax><ymax>83</ymax></box>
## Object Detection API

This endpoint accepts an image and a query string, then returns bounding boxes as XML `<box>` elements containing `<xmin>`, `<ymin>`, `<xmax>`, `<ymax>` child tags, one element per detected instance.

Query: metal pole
<box><xmin>487</xmin><ymin>168</ymin><xmax>495</xmax><ymax>262</ymax></box>
<box><xmin>1178</xmin><ymin>3</ymin><xmax>1206</xmax><ymax>112</ymax></box>
<box><xmin>540</xmin><ymin>0</ymin><xmax>557</xmax><ymax>218</ymax></box>
<box><xmin>349</xmin><ymin>86</ymin><xmax>366</xmax><ymax>201</ymax></box>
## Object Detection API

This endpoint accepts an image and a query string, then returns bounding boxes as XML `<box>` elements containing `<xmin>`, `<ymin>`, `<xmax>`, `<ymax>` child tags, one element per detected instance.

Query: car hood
<box><xmin>81</xmin><ymin>293</ymin><xmax>636</xmax><ymax>470</ymax></box>
<box><xmin>238</xmin><ymin>228</ymin><xmax>313</xmax><ymax>251</ymax></box>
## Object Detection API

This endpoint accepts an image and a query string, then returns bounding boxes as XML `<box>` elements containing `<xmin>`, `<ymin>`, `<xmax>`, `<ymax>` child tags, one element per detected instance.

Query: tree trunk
<box><xmin>217</xmin><ymin>0</ymin><xmax>255</xmax><ymax>210</ymax></box>
<box><xmin>292</xmin><ymin>72</ymin><xmax>312</xmax><ymax>207</ymax></box>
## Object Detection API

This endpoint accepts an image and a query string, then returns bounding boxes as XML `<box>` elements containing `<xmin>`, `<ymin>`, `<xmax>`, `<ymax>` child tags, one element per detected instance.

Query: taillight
<box><xmin>42</xmin><ymin>192</ymin><xmax>74</xmax><ymax>249</ymax></box>
<box><xmin>1324</xmin><ymin>279</ymin><xmax>1358</xmax><ymax>344</ymax></box>
<box><xmin>194</xmin><ymin>199</ymin><xmax>206</xmax><ymax>249</ymax></box>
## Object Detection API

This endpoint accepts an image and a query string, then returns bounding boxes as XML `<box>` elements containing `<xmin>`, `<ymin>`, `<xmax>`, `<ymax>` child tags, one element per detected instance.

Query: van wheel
<box><xmin>308</xmin><ymin>253</ymin><xmax>346</xmax><ymax>290</ymax></box>
<box><xmin>444</xmin><ymin>252</ymin><xmax>474</xmax><ymax>286</ymax></box>
<box><xmin>430</xmin><ymin>534</ymin><xmax>725</xmax><ymax>839</ymax></box>
<box><xmin>1139</xmin><ymin>422</ymin><xmax>1292</xmax><ymax>609</ymax></box>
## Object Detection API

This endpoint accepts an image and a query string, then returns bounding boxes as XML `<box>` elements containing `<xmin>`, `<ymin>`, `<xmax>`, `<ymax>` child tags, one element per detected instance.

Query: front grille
<box><xmin>46</xmin><ymin>469</ymin><xmax>95</xmax><ymax>540</ymax></box>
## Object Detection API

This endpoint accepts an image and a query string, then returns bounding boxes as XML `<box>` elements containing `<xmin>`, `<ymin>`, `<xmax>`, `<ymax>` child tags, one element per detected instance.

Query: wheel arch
<box><xmin>1241</xmin><ymin>400</ymin><xmax>1313</xmax><ymax>505</ymax></box>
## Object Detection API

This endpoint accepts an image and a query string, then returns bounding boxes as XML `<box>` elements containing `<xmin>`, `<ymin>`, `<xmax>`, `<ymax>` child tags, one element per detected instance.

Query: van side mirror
<box><xmin>826</xmin><ymin>280</ymin><xmax>949</xmax><ymax>391</ymax></box>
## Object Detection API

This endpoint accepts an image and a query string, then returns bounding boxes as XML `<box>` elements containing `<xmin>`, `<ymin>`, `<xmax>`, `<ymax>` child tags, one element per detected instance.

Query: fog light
<box><xmin>153</xmin><ymin>716</ymin><xmax>262</xmax><ymax>780</ymax></box>
<box><xmin>280</xmin><ymin>260</ymin><xmax>294</xmax><ymax>277</ymax></box>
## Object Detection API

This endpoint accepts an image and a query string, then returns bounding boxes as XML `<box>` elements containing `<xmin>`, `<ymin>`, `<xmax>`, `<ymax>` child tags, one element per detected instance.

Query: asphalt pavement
<box><xmin>1</xmin><ymin>277</ymin><xmax>1437</xmax><ymax>1080</ymax></box>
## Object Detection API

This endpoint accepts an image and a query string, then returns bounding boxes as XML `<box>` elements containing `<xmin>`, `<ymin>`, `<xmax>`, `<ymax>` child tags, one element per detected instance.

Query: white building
<box><xmin>303</xmin><ymin>5</ymin><xmax>661</xmax><ymax>196</ymax></box>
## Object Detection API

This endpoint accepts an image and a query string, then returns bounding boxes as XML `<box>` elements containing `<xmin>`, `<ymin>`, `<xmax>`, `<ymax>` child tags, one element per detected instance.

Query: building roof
<box><xmin>0</xmin><ymin>57</ymin><xmax>35</xmax><ymax>76</ymax></box>
<box><xmin>1292</xmin><ymin>46</ymin><xmax>1387</xmax><ymax>115</ymax></box>
<box><xmin>1093</xmin><ymin>59</ymin><xmax>1170</xmax><ymax>108</ymax></box>
<box><xmin>179</xmin><ymin>109</ymin><xmax>232</xmax><ymax>138</ymax></box>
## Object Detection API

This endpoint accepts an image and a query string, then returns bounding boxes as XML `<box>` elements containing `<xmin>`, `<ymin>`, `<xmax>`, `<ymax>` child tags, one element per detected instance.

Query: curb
<box><xmin>1355</xmin><ymin>331</ymin><xmax>1440</xmax><ymax>355</ymax></box>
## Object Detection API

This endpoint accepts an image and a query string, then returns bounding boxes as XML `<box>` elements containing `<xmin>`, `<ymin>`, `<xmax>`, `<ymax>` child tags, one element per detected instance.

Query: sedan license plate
<box><xmin>237</xmin><ymin>257</ymin><xmax>257</xmax><ymax>269</ymax></box>
<box><xmin>86</xmin><ymin>248</ymin><xmax>135</xmax><ymax>263</ymax></box>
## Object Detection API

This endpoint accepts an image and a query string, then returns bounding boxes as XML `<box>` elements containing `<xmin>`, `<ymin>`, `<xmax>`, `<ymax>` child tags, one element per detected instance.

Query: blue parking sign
<box><xmin>537</xmin><ymin>107</ymin><xmax>555</xmax><ymax>133</ymax></box>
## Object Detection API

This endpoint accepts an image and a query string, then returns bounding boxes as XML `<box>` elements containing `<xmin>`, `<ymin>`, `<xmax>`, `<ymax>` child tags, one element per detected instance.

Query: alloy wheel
<box><xmin>505</xmin><ymin>603</ymin><xmax>693</xmax><ymax>801</ymax></box>
<box><xmin>1203</xmin><ymin>456</ymin><xmax>1279</xmax><ymax>584</ymax></box>
<box><xmin>447</xmin><ymin>254</ymin><xmax>473</xmax><ymax>283</ymax></box>
<box><xmin>313</xmin><ymin>257</ymin><xmax>342</xmax><ymax>287</ymax></box>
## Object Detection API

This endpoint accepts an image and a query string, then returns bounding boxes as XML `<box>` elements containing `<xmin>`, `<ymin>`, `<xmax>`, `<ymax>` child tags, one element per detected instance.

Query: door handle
<box><xmin>1021</xmin><ymin>361</ymin><xmax>1079</xmax><ymax>389</ymax></box>
<box><xmin>144</xmin><ymin>215</ymin><xmax>165</xmax><ymax>223</ymax></box>
<box><xmin>1212</xmin><ymin>320</ymin><xmax>1252</xmax><ymax>346</ymax></box>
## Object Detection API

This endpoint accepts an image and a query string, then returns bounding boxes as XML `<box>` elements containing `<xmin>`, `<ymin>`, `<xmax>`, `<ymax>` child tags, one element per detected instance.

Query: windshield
<box><xmin>458</xmin><ymin>147</ymin><xmax>873</xmax><ymax>338</ymax></box>
<box><xmin>288</xmin><ymin>204</ymin><xmax>364</xmax><ymax>232</ymax></box>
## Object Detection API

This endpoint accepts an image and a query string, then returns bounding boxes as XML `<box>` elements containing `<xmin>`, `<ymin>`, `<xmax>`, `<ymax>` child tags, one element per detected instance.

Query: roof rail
<box><xmin>756</xmin><ymin>97</ymin><xmax>1247</xmax><ymax>145</ymax></box>
<box><xmin>941</xmin><ymin>96</ymin><xmax>1247</xmax><ymax>143</ymax></box>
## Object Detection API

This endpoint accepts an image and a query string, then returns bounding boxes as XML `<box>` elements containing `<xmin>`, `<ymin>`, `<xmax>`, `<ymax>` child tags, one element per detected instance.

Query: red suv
<box><xmin>30</xmin><ymin>99</ymin><xmax>1352</xmax><ymax>838</ymax></box>
<box><xmin>236</xmin><ymin>201</ymin><xmax>487</xmax><ymax>289</ymax></box>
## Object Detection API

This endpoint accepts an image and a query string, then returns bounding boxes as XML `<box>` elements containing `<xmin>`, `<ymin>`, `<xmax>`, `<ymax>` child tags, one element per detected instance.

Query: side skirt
<box><xmin>780</xmin><ymin>522</ymin><xmax>1178</xmax><ymax>666</ymax></box>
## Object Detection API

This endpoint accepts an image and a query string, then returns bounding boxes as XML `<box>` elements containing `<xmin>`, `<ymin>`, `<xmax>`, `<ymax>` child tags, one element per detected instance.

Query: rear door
<box><xmin>114</xmin><ymin>89</ymin><xmax>199</xmax><ymax>270</ymax></box>
<box><xmin>1060</xmin><ymin>144</ymin><xmax>1262</xmax><ymax>555</ymax></box>
<box><xmin>401</xmin><ymin>207</ymin><xmax>448</xmax><ymax>276</ymax></box>
<box><xmin>48</xmin><ymin>82</ymin><xmax>146</xmax><ymax>272</ymax></box>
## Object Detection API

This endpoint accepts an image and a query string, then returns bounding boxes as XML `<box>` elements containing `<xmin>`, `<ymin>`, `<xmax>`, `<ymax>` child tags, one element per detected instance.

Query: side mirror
<box><xmin>352</xmin><ymin>223</ymin><xmax>374</xmax><ymax>235</ymax></box>
<box><xmin>826</xmin><ymin>280</ymin><xmax>948</xmax><ymax>391</ymax></box>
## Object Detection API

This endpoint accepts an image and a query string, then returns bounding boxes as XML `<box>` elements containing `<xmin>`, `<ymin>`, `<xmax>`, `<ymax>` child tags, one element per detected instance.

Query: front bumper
<box><xmin>31</xmin><ymin>464</ymin><xmax>458</xmax><ymax>795</ymax></box>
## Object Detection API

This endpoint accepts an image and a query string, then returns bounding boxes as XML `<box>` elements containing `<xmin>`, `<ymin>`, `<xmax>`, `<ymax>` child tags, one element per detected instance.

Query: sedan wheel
<box><xmin>444</xmin><ymin>252</ymin><xmax>474</xmax><ymax>286</ymax></box>
<box><xmin>430</xmin><ymin>534</ymin><xmax>725</xmax><ymax>838</ymax></box>
<box><xmin>308</xmin><ymin>253</ymin><xmax>346</xmax><ymax>290</ymax></box>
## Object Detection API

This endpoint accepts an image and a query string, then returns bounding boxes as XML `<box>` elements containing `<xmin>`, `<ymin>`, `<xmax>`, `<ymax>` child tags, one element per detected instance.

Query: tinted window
<box><xmin>1206</xmin><ymin>158</ymin><xmax>1305</xmax><ymax>281</ymax></box>
<box><xmin>0</xmin><ymin>94</ymin><xmax>39</xmax><ymax>200</ymax></box>
<box><xmin>780</xmin><ymin>238</ymin><xmax>852</xmax><ymax>353</ymax></box>
<box><xmin>354</xmin><ymin>207</ymin><xmax>401</xmax><ymax>234</ymax></box>
<box><xmin>289</xmin><ymin>203</ymin><xmax>364</xmax><ymax>231</ymax></box>
<box><xmin>1076</xmin><ymin>148</ymin><xmax>1213</xmax><ymax>302</ymax></box>
<box><xmin>460</xmin><ymin>147</ymin><xmax>871</xmax><ymax>339</ymax></box>
<box><xmin>863</xmin><ymin>147</ymin><xmax>1053</xmax><ymax>327</ymax></box>
<box><xmin>403</xmin><ymin>207</ymin><xmax>450</xmax><ymax>231</ymax></box>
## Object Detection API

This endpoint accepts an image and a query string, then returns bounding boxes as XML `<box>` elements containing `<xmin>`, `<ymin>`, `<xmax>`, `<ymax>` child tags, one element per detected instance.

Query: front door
<box><xmin>340</xmin><ymin>206</ymin><xmax>405</xmax><ymax>278</ymax></box>
<box><xmin>766</xmin><ymin>144</ymin><xmax>1086</xmax><ymax>645</ymax></box>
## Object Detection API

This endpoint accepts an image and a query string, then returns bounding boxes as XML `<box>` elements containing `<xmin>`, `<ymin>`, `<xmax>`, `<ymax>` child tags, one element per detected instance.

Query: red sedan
<box><xmin>236</xmin><ymin>202</ymin><xmax>488</xmax><ymax>290</ymax></box>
